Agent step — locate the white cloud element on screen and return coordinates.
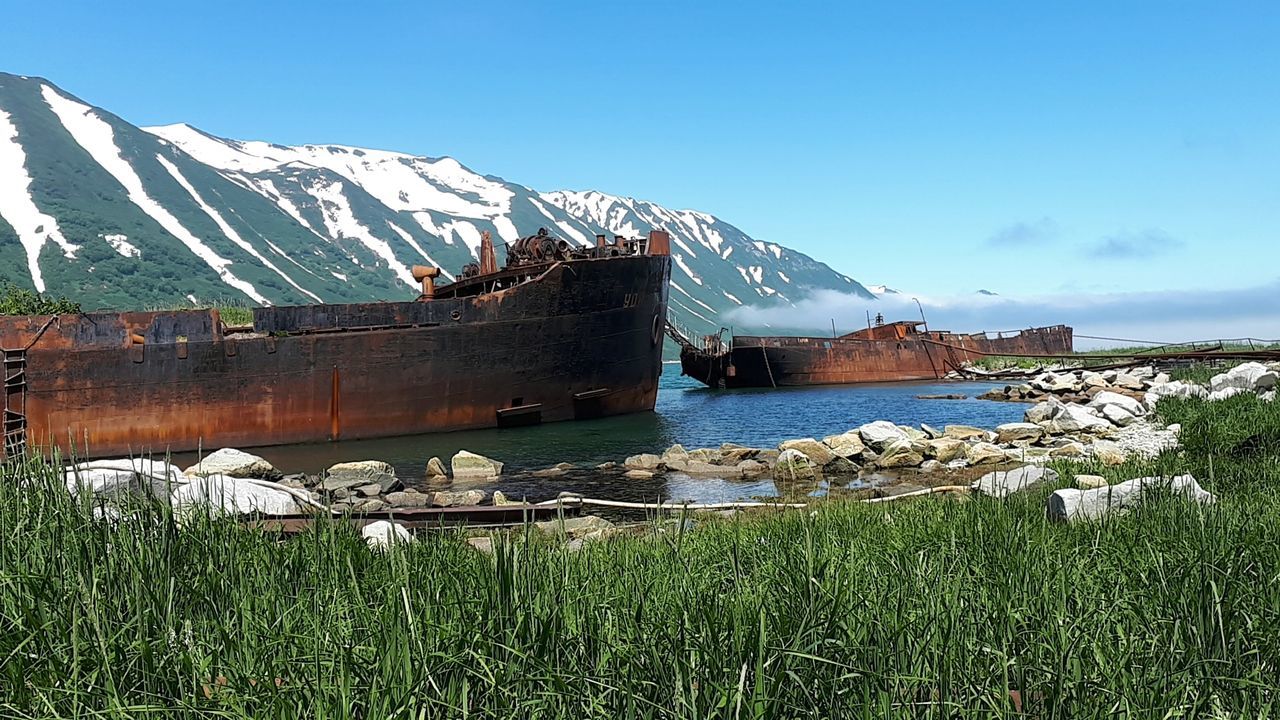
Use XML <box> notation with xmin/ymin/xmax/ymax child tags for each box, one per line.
<box><xmin>725</xmin><ymin>281</ymin><xmax>1280</xmax><ymax>349</ymax></box>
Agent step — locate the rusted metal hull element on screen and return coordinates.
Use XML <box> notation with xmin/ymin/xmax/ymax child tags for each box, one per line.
<box><xmin>680</xmin><ymin>325</ymin><xmax>1073</xmax><ymax>389</ymax></box>
<box><xmin>1</xmin><ymin>254</ymin><xmax>671</xmax><ymax>459</ymax></box>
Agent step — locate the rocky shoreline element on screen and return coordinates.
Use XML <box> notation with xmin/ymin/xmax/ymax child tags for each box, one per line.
<box><xmin>59</xmin><ymin>361</ymin><xmax>1278</xmax><ymax>544</ymax></box>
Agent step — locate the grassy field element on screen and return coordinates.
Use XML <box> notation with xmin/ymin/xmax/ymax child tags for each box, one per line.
<box><xmin>1</xmin><ymin>395</ymin><xmax>1278</xmax><ymax>718</ymax></box>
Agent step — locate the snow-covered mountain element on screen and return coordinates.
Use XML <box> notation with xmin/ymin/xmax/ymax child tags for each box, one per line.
<box><xmin>0</xmin><ymin>73</ymin><xmax>871</xmax><ymax>335</ymax></box>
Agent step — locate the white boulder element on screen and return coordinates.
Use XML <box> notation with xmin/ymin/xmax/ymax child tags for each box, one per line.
<box><xmin>1024</xmin><ymin>400</ymin><xmax>1061</xmax><ymax>424</ymax></box>
<box><xmin>1100</xmin><ymin>404</ymin><xmax>1138</xmax><ymax>427</ymax></box>
<box><xmin>362</xmin><ymin>520</ymin><xmax>413</xmax><ymax>549</ymax></box>
<box><xmin>171</xmin><ymin>475</ymin><xmax>321</xmax><ymax>516</ymax></box>
<box><xmin>1044</xmin><ymin>404</ymin><xmax>1112</xmax><ymax>434</ymax></box>
<box><xmin>1047</xmin><ymin>474</ymin><xmax>1213</xmax><ymax>523</ymax></box>
<box><xmin>1112</xmin><ymin>373</ymin><xmax>1145</xmax><ymax>390</ymax></box>
<box><xmin>183</xmin><ymin>448</ymin><xmax>278</xmax><ymax>478</ymax></box>
<box><xmin>972</xmin><ymin>465</ymin><xmax>1058</xmax><ymax>498</ymax></box>
<box><xmin>1210</xmin><ymin>362</ymin><xmax>1279</xmax><ymax>393</ymax></box>
<box><xmin>64</xmin><ymin>458</ymin><xmax>183</xmax><ymax>498</ymax></box>
<box><xmin>1088</xmin><ymin>391</ymin><xmax>1146</xmax><ymax>417</ymax></box>
<box><xmin>857</xmin><ymin>420</ymin><xmax>908</xmax><ymax>450</ymax></box>
<box><xmin>1208</xmin><ymin>386</ymin><xmax>1248</xmax><ymax>402</ymax></box>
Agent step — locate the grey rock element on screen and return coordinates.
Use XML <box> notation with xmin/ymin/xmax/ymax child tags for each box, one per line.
<box><xmin>1089</xmin><ymin>440</ymin><xmax>1127</xmax><ymax>466</ymax></box>
<box><xmin>821</xmin><ymin>432</ymin><xmax>865</xmax><ymax>459</ymax></box>
<box><xmin>1075</xmin><ymin>474</ymin><xmax>1108</xmax><ymax>490</ymax></box>
<box><xmin>684</xmin><ymin>460</ymin><xmax>741</xmax><ymax>477</ymax></box>
<box><xmin>535</xmin><ymin>514</ymin><xmax>615</xmax><ymax>539</ymax></box>
<box><xmin>321</xmin><ymin>460</ymin><xmax>399</xmax><ymax>493</ymax></box>
<box><xmin>778</xmin><ymin>438</ymin><xmax>836</xmax><ymax>466</ymax></box>
<box><xmin>924</xmin><ymin>437</ymin><xmax>968</xmax><ymax>463</ymax></box>
<box><xmin>1049</xmin><ymin>441</ymin><xmax>1087</xmax><ymax>458</ymax></box>
<box><xmin>385</xmin><ymin>490</ymin><xmax>432</xmax><ymax>507</ymax></box>
<box><xmin>966</xmin><ymin>442</ymin><xmax>1008</xmax><ymax>465</ymax></box>
<box><xmin>624</xmin><ymin>453</ymin><xmax>663</xmax><ymax>471</ymax></box>
<box><xmin>425</xmin><ymin>456</ymin><xmax>449</xmax><ymax>479</ymax></box>
<box><xmin>1100</xmin><ymin>404</ymin><xmax>1138</xmax><ymax>427</ymax></box>
<box><xmin>430</xmin><ymin>489</ymin><xmax>487</xmax><ymax>507</ymax></box>
<box><xmin>661</xmin><ymin>444</ymin><xmax>690</xmax><ymax>463</ymax></box>
<box><xmin>451</xmin><ymin>450</ymin><xmax>503</xmax><ymax>480</ymax></box>
<box><xmin>492</xmin><ymin>490</ymin><xmax>523</xmax><ymax>505</ymax></box>
<box><xmin>943</xmin><ymin>425</ymin><xmax>987</xmax><ymax>441</ymax></box>
<box><xmin>995</xmin><ymin>422</ymin><xmax>1044</xmax><ymax>444</ymax></box>
<box><xmin>876</xmin><ymin>439</ymin><xmax>923</xmax><ymax>468</ymax></box>
<box><xmin>773</xmin><ymin>448</ymin><xmax>816</xmax><ymax>481</ymax></box>
<box><xmin>1024</xmin><ymin>400</ymin><xmax>1061</xmax><ymax>424</ymax></box>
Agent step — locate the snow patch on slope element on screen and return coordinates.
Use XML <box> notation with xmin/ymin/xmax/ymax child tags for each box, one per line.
<box><xmin>303</xmin><ymin>178</ymin><xmax>417</xmax><ymax>289</ymax></box>
<box><xmin>386</xmin><ymin>221</ymin><xmax>454</xmax><ymax>281</ymax></box>
<box><xmin>0</xmin><ymin>107</ymin><xmax>79</xmax><ymax>291</ymax></box>
<box><xmin>41</xmin><ymin>87</ymin><xmax>265</xmax><ymax>302</ymax></box>
<box><xmin>145</xmin><ymin>124</ymin><xmax>521</xmax><ymax>235</ymax></box>
<box><xmin>101</xmin><ymin>233</ymin><xmax>139</xmax><ymax>258</ymax></box>
<box><xmin>157</xmin><ymin>155</ymin><xmax>321</xmax><ymax>302</ymax></box>
<box><xmin>672</xmin><ymin>253</ymin><xmax>703</xmax><ymax>286</ymax></box>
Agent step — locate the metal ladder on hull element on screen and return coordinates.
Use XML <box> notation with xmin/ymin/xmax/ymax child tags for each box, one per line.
<box><xmin>3</xmin><ymin>348</ymin><xmax>27</xmax><ymax>458</ymax></box>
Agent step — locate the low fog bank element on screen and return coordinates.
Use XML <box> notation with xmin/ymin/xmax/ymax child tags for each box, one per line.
<box><xmin>724</xmin><ymin>280</ymin><xmax>1280</xmax><ymax>350</ymax></box>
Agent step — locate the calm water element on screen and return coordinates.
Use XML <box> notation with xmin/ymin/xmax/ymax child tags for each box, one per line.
<box><xmin>173</xmin><ymin>367</ymin><xmax>1024</xmax><ymax>505</ymax></box>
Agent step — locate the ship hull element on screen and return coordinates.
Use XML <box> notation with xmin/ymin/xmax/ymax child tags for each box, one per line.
<box><xmin>680</xmin><ymin>325</ymin><xmax>1073</xmax><ymax>389</ymax></box>
<box><xmin>2</xmin><ymin>254</ymin><xmax>671</xmax><ymax>459</ymax></box>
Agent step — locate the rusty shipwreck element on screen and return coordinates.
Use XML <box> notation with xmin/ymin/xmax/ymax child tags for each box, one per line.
<box><xmin>0</xmin><ymin>229</ymin><xmax>672</xmax><ymax>459</ymax></box>
<box><xmin>675</xmin><ymin>316</ymin><xmax>1073</xmax><ymax>389</ymax></box>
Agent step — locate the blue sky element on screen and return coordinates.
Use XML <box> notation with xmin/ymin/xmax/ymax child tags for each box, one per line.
<box><xmin>2</xmin><ymin>0</ymin><xmax>1277</xmax><ymax>304</ymax></box>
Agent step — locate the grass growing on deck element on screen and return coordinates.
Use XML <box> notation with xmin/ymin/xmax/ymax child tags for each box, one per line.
<box><xmin>1</xmin><ymin>396</ymin><xmax>1278</xmax><ymax>718</ymax></box>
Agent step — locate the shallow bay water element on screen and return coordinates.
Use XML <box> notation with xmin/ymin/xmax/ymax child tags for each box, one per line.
<box><xmin>172</xmin><ymin>367</ymin><xmax>1026</xmax><ymax>504</ymax></box>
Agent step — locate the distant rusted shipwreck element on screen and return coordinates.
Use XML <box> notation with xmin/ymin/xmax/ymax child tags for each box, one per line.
<box><xmin>1</xmin><ymin>229</ymin><xmax>672</xmax><ymax>459</ymax></box>
<box><xmin>676</xmin><ymin>318</ymin><xmax>1073</xmax><ymax>389</ymax></box>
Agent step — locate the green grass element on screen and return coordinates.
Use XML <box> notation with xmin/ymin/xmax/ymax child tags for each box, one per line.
<box><xmin>216</xmin><ymin>305</ymin><xmax>253</xmax><ymax>326</ymax></box>
<box><xmin>0</xmin><ymin>282</ymin><xmax>81</xmax><ymax>315</ymax></box>
<box><xmin>1</xmin><ymin>395</ymin><xmax>1279</xmax><ymax>718</ymax></box>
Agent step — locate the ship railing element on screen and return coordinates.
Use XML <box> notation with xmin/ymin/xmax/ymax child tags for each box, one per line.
<box><xmin>665</xmin><ymin>319</ymin><xmax>726</xmax><ymax>354</ymax></box>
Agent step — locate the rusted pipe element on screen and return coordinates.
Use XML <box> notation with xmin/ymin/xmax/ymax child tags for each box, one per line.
<box><xmin>411</xmin><ymin>265</ymin><xmax>441</xmax><ymax>298</ymax></box>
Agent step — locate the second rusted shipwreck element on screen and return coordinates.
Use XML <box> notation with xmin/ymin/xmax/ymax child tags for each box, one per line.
<box><xmin>676</xmin><ymin>318</ymin><xmax>1073</xmax><ymax>389</ymax></box>
<box><xmin>1</xmin><ymin>229</ymin><xmax>672</xmax><ymax>459</ymax></box>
